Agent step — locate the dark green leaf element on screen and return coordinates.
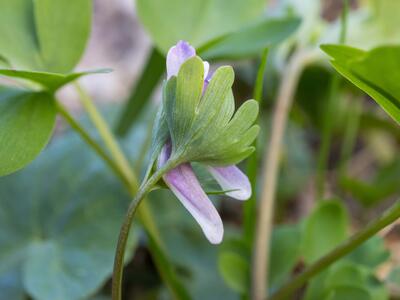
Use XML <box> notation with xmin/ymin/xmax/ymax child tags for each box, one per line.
<box><xmin>0</xmin><ymin>88</ymin><xmax>56</xmax><ymax>176</ymax></box>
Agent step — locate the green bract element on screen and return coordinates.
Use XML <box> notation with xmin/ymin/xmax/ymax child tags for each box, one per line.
<box><xmin>163</xmin><ymin>57</ymin><xmax>259</xmax><ymax>166</ymax></box>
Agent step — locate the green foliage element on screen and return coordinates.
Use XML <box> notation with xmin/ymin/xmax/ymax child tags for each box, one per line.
<box><xmin>301</xmin><ymin>200</ymin><xmax>348</xmax><ymax>264</ymax></box>
<box><xmin>0</xmin><ymin>88</ymin><xmax>56</xmax><ymax>176</ymax></box>
<box><xmin>322</xmin><ymin>45</ymin><xmax>400</xmax><ymax>124</ymax></box>
<box><xmin>163</xmin><ymin>57</ymin><xmax>259</xmax><ymax>166</ymax></box>
<box><xmin>0</xmin><ymin>0</ymin><xmax>91</xmax><ymax>72</ymax></box>
<box><xmin>269</xmin><ymin>224</ymin><xmax>302</xmax><ymax>290</ymax></box>
<box><xmin>218</xmin><ymin>251</ymin><xmax>249</xmax><ymax>294</ymax></box>
<box><xmin>346</xmin><ymin>236</ymin><xmax>390</xmax><ymax>268</ymax></box>
<box><xmin>340</xmin><ymin>159</ymin><xmax>400</xmax><ymax>206</ymax></box>
<box><xmin>199</xmin><ymin>17</ymin><xmax>301</xmax><ymax>60</ymax></box>
<box><xmin>137</xmin><ymin>0</ymin><xmax>266</xmax><ymax>53</ymax></box>
<box><xmin>305</xmin><ymin>261</ymin><xmax>388</xmax><ymax>300</ymax></box>
<box><xmin>149</xmin><ymin>189</ymin><xmax>235</xmax><ymax>300</ymax></box>
<box><xmin>0</xmin><ymin>69</ymin><xmax>110</xmax><ymax>92</ymax></box>
<box><xmin>0</xmin><ymin>131</ymin><xmax>138</xmax><ymax>300</ymax></box>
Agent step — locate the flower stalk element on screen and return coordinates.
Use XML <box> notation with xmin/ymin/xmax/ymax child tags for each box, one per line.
<box><xmin>111</xmin><ymin>157</ymin><xmax>181</xmax><ymax>300</ymax></box>
<box><xmin>57</xmin><ymin>87</ymin><xmax>191</xmax><ymax>299</ymax></box>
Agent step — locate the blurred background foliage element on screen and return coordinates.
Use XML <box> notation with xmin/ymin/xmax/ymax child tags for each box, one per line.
<box><xmin>0</xmin><ymin>0</ymin><xmax>400</xmax><ymax>299</ymax></box>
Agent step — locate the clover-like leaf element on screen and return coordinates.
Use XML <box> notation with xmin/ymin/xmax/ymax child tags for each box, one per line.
<box><xmin>0</xmin><ymin>131</ymin><xmax>137</xmax><ymax>300</ymax></box>
<box><xmin>321</xmin><ymin>45</ymin><xmax>400</xmax><ymax>124</ymax></box>
<box><xmin>0</xmin><ymin>0</ymin><xmax>91</xmax><ymax>73</ymax></box>
<box><xmin>0</xmin><ymin>87</ymin><xmax>56</xmax><ymax>176</ymax></box>
<box><xmin>164</xmin><ymin>57</ymin><xmax>259</xmax><ymax>166</ymax></box>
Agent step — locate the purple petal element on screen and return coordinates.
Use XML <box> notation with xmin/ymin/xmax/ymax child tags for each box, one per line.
<box><xmin>166</xmin><ymin>40</ymin><xmax>196</xmax><ymax>79</ymax></box>
<box><xmin>158</xmin><ymin>144</ymin><xmax>223</xmax><ymax>244</ymax></box>
<box><xmin>208</xmin><ymin>165</ymin><xmax>251</xmax><ymax>200</ymax></box>
<box><xmin>166</xmin><ymin>40</ymin><xmax>210</xmax><ymax>84</ymax></box>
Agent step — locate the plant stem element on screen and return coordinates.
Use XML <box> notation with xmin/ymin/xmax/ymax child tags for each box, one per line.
<box><xmin>55</xmin><ymin>102</ymin><xmax>131</xmax><ymax>189</ymax></box>
<box><xmin>74</xmin><ymin>83</ymin><xmax>136</xmax><ymax>191</ymax></box>
<box><xmin>244</xmin><ymin>48</ymin><xmax>269</xmax><ymax>244</ymax></box>
<box><xmin>252</xmin><ymin>50</ymin><xmax>310</xmax><ymax>300</ymax></box>
<box><xmin>61</xmin><ymin>87</ymin><xmax>191</xmax><ymax>299</ymax></box>
<box><xmin>112</xmin><ymin>158</ymin><xmax>180</xmax><ymax>300</ymax></box>
<box><xmin>269</xmin><ymin>200</ymin><xmax>400</xmax><ymax>300</ymax></box>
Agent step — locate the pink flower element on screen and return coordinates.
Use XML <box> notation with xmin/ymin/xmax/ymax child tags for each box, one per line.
<box><xmin>158</xmin><ymin>41</ymin><xmax>251</xmax><ymax>244</ymax></box>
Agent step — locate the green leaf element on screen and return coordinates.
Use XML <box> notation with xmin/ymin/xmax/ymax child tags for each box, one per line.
<box><xmin>324</xmin><ymin>286</ymin><xmax>371</xmax><ymax>300</ymax></box>
<box><xmin>0</xmin><ymin>88</ymin><xmax>56</xmax><ymax>176</ymax></box>
<box><xmin>321</xmin><ymin>45</ymin><xmax>400</xmax><ymax>124</ymax></box>
<box><xmin>0</xmin><ymin>0</ymin><xmax>43</xmax><ymax>70</ymax></box>
<box><xmin>0</xmin><ymin>131</ymin><xmax>137</xmax><ymax>300</ymax></box>
<box><xmin>218</xmin><ymin>252</ymin><xmax>249</xmax><ymax>293</ymax></box>
<box><xmin>346</xmin><ymin>236</ymin><xmax>390</xmax><ymax>268</ymax></box>
<box><xmin>137</xmin><ymin>0</ymin><xmax>266</xmax><ymax>54</ymax></box>
<box><xmin>33</xmin><ymin>0</ymin><xmax>91</xmax><ymax>73</ymax></box>
<box><xmin>301</xmin><ymin>200</ymin><xmax>348</xmax><ymax>264</ymax></box>
<box><xmin>269</xmin><ymin>224</ymin><xmax>302</xmax><ymax>290</ymax></box>
<box><xmin>0</xmin><ymin>68</ymin><xmax>111</xmax><ymax>92</ymax></box>
<box><xmin>200</xmin><ymin>17</ymin><xmax>301</xmax><ymax>60</ymax></box>
<box><xmin>0</xmin><ymin>0</ymin><xmax>91</xmax><ymax>72</ymax></box>
<box><xmin>305</xmin><ymin>261</ymin><xmax>388</xmax><ymax>300</ymax></box>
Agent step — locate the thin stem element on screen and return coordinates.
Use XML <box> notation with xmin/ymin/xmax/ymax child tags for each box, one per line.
<box><xmin>244</xmin><ymin>48</ymin><xmax>269</xmax><ymax>244</ymax></box>
<box><xmin>74</xmin><ymin>83</ymin><xmax>136</xmax><ymax>190</ymax></box>
<box><xmin>269</xmin><ymin>200</ymin><xmax>400</xmax><ymax>300</ymax></box>
<box><xmin>112</xmin><ymin>158</ymin><xmax>180</xmax><ymax>300</ymax></box>
<box><xmin>63</xmin><ymin>86</ymin><xmax>191</xmax><ymax>299</ymax></box>
<box><xmin>55</xmin><ymin>102</ymin><xmax>131</xmax><ymax>189</ymax></box>
<box><xmin>252</xmin><ymin>50</ymin><xmax>310</xmax><ymax>300</ymax></box>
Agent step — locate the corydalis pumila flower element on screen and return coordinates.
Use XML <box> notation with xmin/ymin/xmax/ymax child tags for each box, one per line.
<box><xmin>155</xmin><ymin>41</ymin><xmax>259</xmax><ymax>244</ymax></box>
